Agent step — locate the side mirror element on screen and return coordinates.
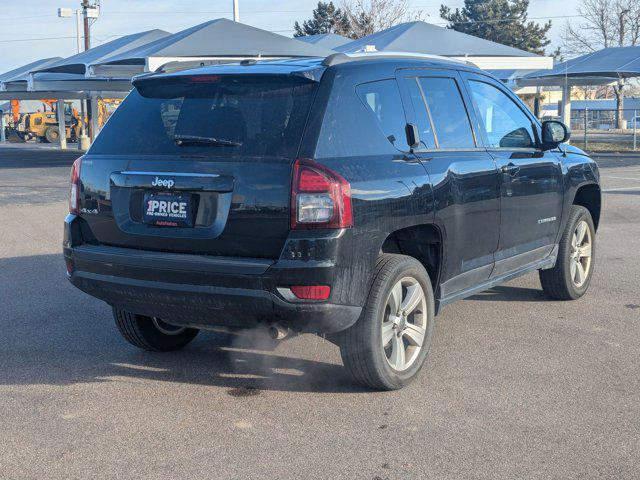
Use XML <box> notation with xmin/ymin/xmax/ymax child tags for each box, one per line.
<box><xmin>541</xmin><ymin>120</ymin><xmax>570</xmax><ymax>150</ymax></box>
<box><xmin>405</xmin><ymin>123</ymin><xmax>420</xmax><ymax>149</ymax></box>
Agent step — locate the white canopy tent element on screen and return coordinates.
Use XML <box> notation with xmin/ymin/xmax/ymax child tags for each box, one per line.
<box><xmin>28</xmin><ymin>29</ymin><xmax>170</xmax><ymax>95</ymax></box>
<box><xmin>0</xmin><ymin>57</ymin><xmax>62</xmax><ymax>93</ymax></box>
<box><xmin>515</xmin><ymin>47</ymin><xmax>640</xmax><ymax>125</ymax></box>
<box><xmin>336</xmin><ymin>22</ymin><xmax>554</xmax><ymax>71</ymax></box>
<box><xmin>89</xmin><ymin>18</ymin><xmax>335</xmax><ymax>78</ymax></box>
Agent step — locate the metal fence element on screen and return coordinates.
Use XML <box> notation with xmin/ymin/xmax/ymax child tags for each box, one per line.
<box><xmin>569</xmin><ymin>108</ymin><xmax>639</xmax><ymax>152</ymax></box>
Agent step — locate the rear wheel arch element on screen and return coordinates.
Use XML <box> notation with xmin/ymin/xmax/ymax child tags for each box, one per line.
<box><xmin>572</xmin><ymin>183</ymin><xmax>601</xmax><ymax>230</ymax></box>
<box><xmin>379</xmin><ymin>224</ymin><xmax>442</xmax><ymax>292</ymax></box>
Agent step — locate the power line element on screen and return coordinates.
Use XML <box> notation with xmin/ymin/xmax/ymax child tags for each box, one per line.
<box><xmin>87</xmin><ymin>0</ymin><xmax>558</xmax><ymax>16</ymax></box>
<box><xmin>0</xmin><ymin>14</ymin><xmax>57</xmax><ymax>21</ymax></box>
<box><xmin>0</xmin><ymin>0</ymin><xmax>584</xmax><ymax>45</ymax></box>
<box><xmin>0</xmin><ymin>0</ymin><xmax>564</xmax><ymax>21</ymax></box>
<box><xmin>0</xmin><ymin>33</ymin><xmax>124</xmax><ymax>45</ymax></box>
<box><xmin>0</xmin><ymin>13</ymin><xmax>583</xmax><ymax>43</ymax></box>
<box><xmin>0</xmin><ymin>35</ymin><xmax>80</xmax><ymax>44</ymax></box>
<box><xmin>0</xmin><ymin>0</ymin><xmax>574</xmax><ymax>27</ymax></box>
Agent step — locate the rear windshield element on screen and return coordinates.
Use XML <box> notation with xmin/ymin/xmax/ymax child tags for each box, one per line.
<box><xmin>89</xmin><ymin>76</ymin><xmax>317</xmax><ymax>157</ymax></box>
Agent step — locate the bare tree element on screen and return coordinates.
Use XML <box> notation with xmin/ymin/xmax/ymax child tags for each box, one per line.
<box><xmin>563</xmin><ymin>0</ymin><xmax>640</xmax><ymax>128</ymax></box>
<box><xmin>340</xmin><ymin>0</ymin><xmax>424</xmax><ymax>39</ymax></box>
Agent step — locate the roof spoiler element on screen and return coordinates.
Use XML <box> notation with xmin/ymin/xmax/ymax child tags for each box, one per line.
<box><xmin>322</xmin><ymin>51</ymin><xmax>472</xmax><ymax>67</ymax></box>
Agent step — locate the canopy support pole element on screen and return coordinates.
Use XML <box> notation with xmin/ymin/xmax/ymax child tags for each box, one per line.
<box><xmin>634</xmin><ymin>109</ymin><xmax>637</xmax><ymax>151</ymax></box>
<box><xmin>534</xmin><ymin>86</ymin><xmax>542</xmax><ymax>118</ymax></box>
<box><xmin>79</xmin><ymin>99</ymin><xmax>86</xmax><ymax>138</ymax></box>
<box><xmin>0</xmin><ymin>111</ymin><xmax>5</xmax><ymax>142</ymax></box>
<box><xmin>90</xmin><ymin>95</ymin><xmax>100</xmax><ymax>142</ymax></box>
<box><xmin>57</xmin><ymin>99</ymin><xmax>67</xmax><ymax>150</ymax></box>
<box><xmin>78</xmin><ymin>99</ymin><xmax>90</xmax><ymax>150</ymax></box>
<box><xmin>561</xmin><ymin>84</ymin><xmax>572</xmax><ymax>128</ymax></box>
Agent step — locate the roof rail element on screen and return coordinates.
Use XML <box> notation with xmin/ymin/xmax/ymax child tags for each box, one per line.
<box><xmin>322</xmin><ymin>51</ymin><xmax>473</xmax><ymax>67</ymax></box>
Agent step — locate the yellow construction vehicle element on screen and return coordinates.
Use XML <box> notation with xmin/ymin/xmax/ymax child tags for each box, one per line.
<box><xmin>7</xmin><ymin>98</ymin><xmax>119</xmax><ymax>143</ymax></box>
<box><xmin>11</xmin><ymin>100</ymin><xmax>82</xmax><ymax>143</ymax></box>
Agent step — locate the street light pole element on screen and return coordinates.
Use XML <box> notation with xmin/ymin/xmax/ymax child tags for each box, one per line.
<box><xmin>76</xmin><ymin>9</ymin><xmax>82</xmax><ymax>53</ymax></box>
<box><xmin>233</xmin><ymin>0</ymin><xmax>239</xmax><ymax>22</ymax></box>
<box><xmin>57</xmin><ymin>7</ymin><xmax>82</xmax><ymax>54</ymax></box>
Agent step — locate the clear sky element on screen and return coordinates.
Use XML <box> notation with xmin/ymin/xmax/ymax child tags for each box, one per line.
<box><xmin>0</xmin><ymin>0</ymin><xmax>581</xmax><ymax>72</ymax></box>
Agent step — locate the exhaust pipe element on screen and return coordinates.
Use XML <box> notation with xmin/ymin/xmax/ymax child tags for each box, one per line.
<box><xmin>268</xmin><ymin>324</ymin><xmax>289</xmax><ymax>340</ymax></box>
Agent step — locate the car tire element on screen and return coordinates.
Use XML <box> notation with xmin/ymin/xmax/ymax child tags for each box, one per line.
<box><xmin>113</xmin><ymin>308</ymin><xmax>199</xmax><ymax>352</ymax></box>
<box><xmin>339</xmin><ymin>254</ymin><xmax>435</xmax><ymax>391</ymax></box>
<box><xmin>44</xmin><ymin>126</ymin><xmax>60</xmax><ymax>144</ymax></box>
<box><xmin>540</xmin><ymin>205</ymin><xmax>595</xmax><ymax>300</ymax></box>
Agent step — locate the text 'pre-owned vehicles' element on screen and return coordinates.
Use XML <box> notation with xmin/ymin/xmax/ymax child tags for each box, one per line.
<box><xmin>64</xmin><ymin>53</ymin><xmax>601</xmax><ymax>390</ymax></box>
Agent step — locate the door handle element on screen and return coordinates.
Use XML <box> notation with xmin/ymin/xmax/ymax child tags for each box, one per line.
<box><xmin>500</xmin><ymin>163</ymin><xmax>520</xmax><ymax>176</ymax></box>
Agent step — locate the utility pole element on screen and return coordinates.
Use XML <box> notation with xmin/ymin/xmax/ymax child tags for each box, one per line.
<box><xmin>233</xmin><ymin>0</ymin><xmax>240</xmax><ymax>22</ymax></box>
<box><xmin>82</xmin><ymin>0</ymin><xmax>91</xmax><ymax>50</ymax></box>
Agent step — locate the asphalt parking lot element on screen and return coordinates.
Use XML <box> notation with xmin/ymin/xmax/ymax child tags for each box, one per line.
<box><xmin>1</xmin><ymin>144</ymin><xmax>639</xmax><ymax>479</ymax></box>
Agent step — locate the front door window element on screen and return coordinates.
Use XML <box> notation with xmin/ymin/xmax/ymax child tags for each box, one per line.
<box><xmin>468</xmin><ymin>80</ymin><xmax>536</xmax><ymax>149</ymax></box>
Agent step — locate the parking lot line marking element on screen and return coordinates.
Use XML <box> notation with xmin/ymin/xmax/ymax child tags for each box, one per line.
<box><xmin>602</xmin><ymin>176</ymin><xmax>640</xmax><ymax>181</ymax></box>
<box><xmin>602</xmin><ymin>186</ymin><xmax>640</xmax><ymax>192</ymax></box>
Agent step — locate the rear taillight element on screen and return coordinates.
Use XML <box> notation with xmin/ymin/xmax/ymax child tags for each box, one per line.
<box><xmin>291</xmin><ymin>159</ymin><xmax>353</xmax><ymax>229</ymax></box>
<box><xmin>69</xmin><ymin>156</ymin><xmax>83</xmax><ymax>214</ymax></box>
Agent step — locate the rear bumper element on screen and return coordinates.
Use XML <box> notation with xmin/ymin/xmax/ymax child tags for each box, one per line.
<box><xmin>64</xmin><ymin>217</ymin><xmax>361</xmax><ymax>334</ymax></box>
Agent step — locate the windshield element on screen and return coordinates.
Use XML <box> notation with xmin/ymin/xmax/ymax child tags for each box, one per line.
<box><xmin>89</xmin><ymin>76</ymin><xmax>317</xmax><ymax>158</ymax></box>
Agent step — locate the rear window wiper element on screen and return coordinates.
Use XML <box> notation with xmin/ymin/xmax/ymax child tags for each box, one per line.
<box><xmin>174</xmin><ymin>135</ymin><xmax>242</xmax><ymax>147</ymax></box>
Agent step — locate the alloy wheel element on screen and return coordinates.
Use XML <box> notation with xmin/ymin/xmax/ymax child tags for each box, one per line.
<box><xmin>381</xmin><ymin>277</ymin><xmax>428</xmax><ymax>371</ymax></box>
<box><xmin>570</xmin><ymin>220</ymin><xmax>592</xmax><ymax>287</ymax></box>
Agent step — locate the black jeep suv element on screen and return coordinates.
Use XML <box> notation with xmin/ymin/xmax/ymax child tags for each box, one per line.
<box><xmin>64</xmin><ymin>53</ymin><xmax>601</xmax><ymax>390</ymax></box>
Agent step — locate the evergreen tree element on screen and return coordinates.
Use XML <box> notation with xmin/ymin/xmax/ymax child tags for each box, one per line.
<box><xmin>294</xmin><ymin>2</ymin><xmax>351</xmax><ymax>37</ymax></box>
<box><xmin>440</xmin><ymin>0</ymin><xmax>551</xmax><ymax>55</ymax></box>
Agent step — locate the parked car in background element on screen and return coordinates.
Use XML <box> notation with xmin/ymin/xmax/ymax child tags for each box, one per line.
<box><xmin>63</xmin><ymin>53</ymin><xmax>601</xmax><ymax>390</ymax></box>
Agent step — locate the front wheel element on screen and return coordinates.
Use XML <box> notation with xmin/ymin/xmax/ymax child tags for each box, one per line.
<box><xmin>44</xmin><ymin>126</ymin><xmax>60</xmax><ymax>144</ymax></box>
<box><xmin>113</xmin><ymin>308</ymin><xmax>199</xmax><ymax>352</ymax></box>
<box><xmin>540</xmin><ymin>205</ymin><xmax>595</xmax><ymax>300</ymax></box>
<box><xmin>339</xmin><ymin>254</ymin><xmax>435</xmax><ymax>391</ymax></box>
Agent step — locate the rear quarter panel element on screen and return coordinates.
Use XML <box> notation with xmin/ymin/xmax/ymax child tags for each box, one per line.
<box><xmin>298</xmin><ymin>64</ymin><xmax>435</xmax><ymax>307</ymax></box>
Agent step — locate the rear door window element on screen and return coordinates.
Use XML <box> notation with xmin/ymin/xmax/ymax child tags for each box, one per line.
<box><xmin>356</xmin><ymin>79</ymin><xmax>409</xmax><ymax>151</ymax></box>
<box><xmin>414</xmin><ymin>77</ymin><xmax>476</xmax><ymax>149</ymax></box>
<box><xmin>89</xmin><ymin>76</ymin><xmax>317</xmax><ymax>157</ymax></box>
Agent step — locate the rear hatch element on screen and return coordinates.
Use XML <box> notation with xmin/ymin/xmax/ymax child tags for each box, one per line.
<box><xmin>78</xmin><ymin>72</ymin><xmax>319</xmax><ymax>259</ymax></box>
